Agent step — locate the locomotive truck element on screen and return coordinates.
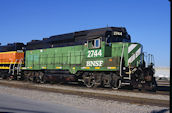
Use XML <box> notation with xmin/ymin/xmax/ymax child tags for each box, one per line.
<box><xmin>0</xmin><ymin>27</ymin><xmax>157</xmax><ymax>90</ymax></box>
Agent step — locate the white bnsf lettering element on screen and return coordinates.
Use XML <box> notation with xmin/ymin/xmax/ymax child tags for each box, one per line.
<box><xmin>86</xmin><ymin>61</ymin><xmax>103</xmax><ymax>67</ymax></box>
<box><xmin>113</xmin><ymin>31</ymin><xmax>122</xmax><ymax>36</ymax></box>
<box><xmin>88</xmin><ymin>50</ymin><xmax>102</xmax><ymax>57</ymax></box>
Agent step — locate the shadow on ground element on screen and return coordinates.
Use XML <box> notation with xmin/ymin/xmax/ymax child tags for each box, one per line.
<box><xmin>0</xmin><ymin>106</ymin><xmax>49</xmax><ymax>113</ymax></box>
<box><xmin>157</xmin><ymin>86</ymin><xmax>170</xmax><ymax>92</ymax></box>
<box><xmin>151</xmin><ymin>109</ymin><xmax>169</xmax><ymax>113</ymax></box>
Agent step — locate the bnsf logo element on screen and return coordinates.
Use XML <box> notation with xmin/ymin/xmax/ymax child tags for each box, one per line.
<box><xmin>86</xmin><ymin>61</ymin><xmax>103</xmax><ymax>67</ymax></box>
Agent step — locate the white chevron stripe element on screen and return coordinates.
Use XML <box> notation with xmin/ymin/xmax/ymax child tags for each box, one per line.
<box><xmin>128</xmin><ymin>44</ymin><xmax>137</xmax><ymax>53</ymax></box>
<box><xmin>128</xmin><ymin>48</ymin><xmax>141</xmax><ymax>64</ymax></box>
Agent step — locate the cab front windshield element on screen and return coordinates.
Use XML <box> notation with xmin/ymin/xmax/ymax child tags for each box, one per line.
<box><xmin>106</xmin><ymin>31</ymin><xmax>131</xmax><ymax>44</ymax></box>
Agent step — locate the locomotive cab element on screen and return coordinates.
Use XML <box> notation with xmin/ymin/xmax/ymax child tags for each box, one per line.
<box><xmin>105</xmin><ymin>30</ymin><xmax>131</xmax><ymax>44</ymax></box>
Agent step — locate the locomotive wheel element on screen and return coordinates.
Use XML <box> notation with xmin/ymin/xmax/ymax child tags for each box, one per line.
<box><xmin>35</xmin><ymin>72</ymin><xmax>40</xmax><ymax>83</ymax></box>
<box><xmin>34</xmin><ymin>71</ymin><xmax>44</xmax><ymax>83</ymax></box>
<box><xmin>40</xmin><ymin>74</ymin><xmax>47</xmax><ymax>84</ymax></box>
<box><xmin>0</xmin><ymin>71</ymin><xmax>9</xmax><ymax>79</ymax></box>
<box><xmin>83</xmin><ymin>73</ymin><xmax>95</xmax><ymax>88</ymax></box>
<box><xmin>102</xmin><ymin>74</ymin><xmax>111</xmax><ymax>87</ymax></box>
<box><xmin>29</xmin><ymin>72</ymin><xmax>35</xmax><ymax>82</ymax></box>
<box><xmin>84</xmin><ymin>76</ymin><xmax>95</xmax><ymax>88</ymax></box>
<box><xmin>111</xmin><ymin>74</ymin><xmax>121</xmax><ymax>90</ymax></box>
<box><xmin>112</xmin><ymin>78</ymin><xmax>121</xmax><ymax>90</ymax></box>
<box><xmin>92</xmin><ymin>72</ymin><xmax>102</xmax><ymax>88</ymax></box>
<box><xmin>23</xmin><ymin>71</ymin><xmax>31</xmax><ymax>81</ymax></box>
<box><xmin>7</xmin><ymin>75</ymin><xmax>14</xmax><ymax>81</ymax></box>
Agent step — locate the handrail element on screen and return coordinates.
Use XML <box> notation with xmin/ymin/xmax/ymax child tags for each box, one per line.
<box><xmin>12</xmin><ymin>59</ymin><xmax>18</xmax><ymax>75</ymax></box>
<box><xmin>120</xmin><ymin>44</ymin><xmax>125</xmax><ymax>77</ymax></box>
<box><xmin>8</xmin><ymin>61</ymin><xmax>13</xmax><ymax>74</ymax></box>
<box><xmin>17</xmin><ymin>58</ymin><xmax>23</xmax><ymax>75</ymax></box>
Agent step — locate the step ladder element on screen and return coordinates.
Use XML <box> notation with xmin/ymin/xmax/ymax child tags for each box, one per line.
<box><xmin>8</xmin><ymin>59</ymin><xmax>23</xmax><ymax>75</ymax></box>
<box><xmin>17</xmin><ymin>58</ymin><xmax>23</xmax><ymax>75</ymax></box>
<box><xmin>119</xmin><ymin>44</ymin><xmax>131</xmax><ymax>86</ymax></box>
<box><xmin>12</xmin><ymin>59</ymin><xmax>18</xmax><ymax>75</ymax></box>
<box><xmin>8</xmin><ymin>61</ymin><xmax>13</xmax><ymax>74</ymax></box>
<box><xmin>123</xmin><ymin>64</ymin><xmax>131</xmax><ymax>80</ymax></box>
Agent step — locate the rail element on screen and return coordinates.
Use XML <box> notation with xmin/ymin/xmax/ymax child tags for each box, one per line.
<box><xmin>0</xmin><ymin>80</ymin><xmax>169</xmax><ymax>107</ymax></box>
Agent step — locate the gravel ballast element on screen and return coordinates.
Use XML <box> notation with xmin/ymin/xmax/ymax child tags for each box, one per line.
<box><xmin>0</xmin><ymin>85</ymin><xmax>169</xmax><ymax>113</ymax></box>
<box><xmin>0</xmin><ymin>80</ymin><xmax>169</xmax><ymax>101</ymax></box>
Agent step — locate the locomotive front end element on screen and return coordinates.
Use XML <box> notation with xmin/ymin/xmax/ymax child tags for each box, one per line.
<box><xmin>126</xmin><ymin>43</ymin><xmax>157</xmax><ymax>91</ymax></box>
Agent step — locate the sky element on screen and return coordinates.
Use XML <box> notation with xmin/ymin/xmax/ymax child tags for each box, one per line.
<box><xmin>0</xmin><ymin>0</ymin><xmax>170</xmax><ymax>67</ymax></box>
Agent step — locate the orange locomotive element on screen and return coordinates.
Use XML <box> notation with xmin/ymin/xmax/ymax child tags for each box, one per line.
<box><xmin>0</xmin><ymin>51</ymin><xmax>24</xmax><ymax>65</ymax></box>
<box><xmin>0</xmin><ymin>51</ymin><xmax>24</xmax><ymax>79</ymax></box>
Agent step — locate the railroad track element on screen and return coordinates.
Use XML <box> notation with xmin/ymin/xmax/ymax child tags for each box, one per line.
<box><xmin>59</xmin><ymin>82</ymin><xmax>170</xmax><ymax>95</ymax></box>
<box><xmin>0</xmin><ymin>78</ymin><xmax>169</xmax><ymax>95</ymax></box>
<box><xmin>0</xmin><ymin>80</ymin><xmax>169</xmax><ymax>107</ymax></box>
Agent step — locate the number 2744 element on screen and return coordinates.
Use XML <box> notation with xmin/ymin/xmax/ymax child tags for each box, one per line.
<box><xmin>87</xmin><ymin>50</ymin><xmax>102</xmax><ymax>57</ymax></box>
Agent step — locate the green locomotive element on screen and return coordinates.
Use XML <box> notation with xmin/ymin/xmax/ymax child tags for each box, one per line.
<box><xmin>21</xmin><ymin>27</ymin><xmax>156</xmax><ymax>90</ymax></box>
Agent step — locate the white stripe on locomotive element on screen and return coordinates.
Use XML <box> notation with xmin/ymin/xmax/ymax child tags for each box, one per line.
<box><xmin>128</xmin><ymin>44</ymin><xmax>137</xmax><ymax>53</ymax></box>
<box><xmin>128</xmin><ymin>47</ymin><xmax>141</xmax><ymax>64</ymax></box>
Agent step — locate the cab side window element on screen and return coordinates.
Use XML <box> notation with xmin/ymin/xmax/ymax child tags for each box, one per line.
<box><xmin>88</xmin><ymin>40</ymin><xmax>94</xmax><ymax>49</ymax></box>
<box><xmin>88</xmin><ymin>38</ymin><xmax>101</xmax><ymax>49</ymax></box>
<box><xmin>94</xmin><ymin>39</ymin><xmax>100</xmax><ymax>48</ymax></box>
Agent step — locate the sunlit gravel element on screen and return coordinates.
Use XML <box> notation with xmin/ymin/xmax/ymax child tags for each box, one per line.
<box><xmin>0</xmin><ymin>86</ymin><xmax>169</xmax><ymax>113</ymax></box>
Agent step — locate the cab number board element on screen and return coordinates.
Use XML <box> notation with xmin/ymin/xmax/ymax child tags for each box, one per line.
<box><xmin>87</xmin><ymin>50</ymin><xmax>102</xmax><ymax>58</ymax></box>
